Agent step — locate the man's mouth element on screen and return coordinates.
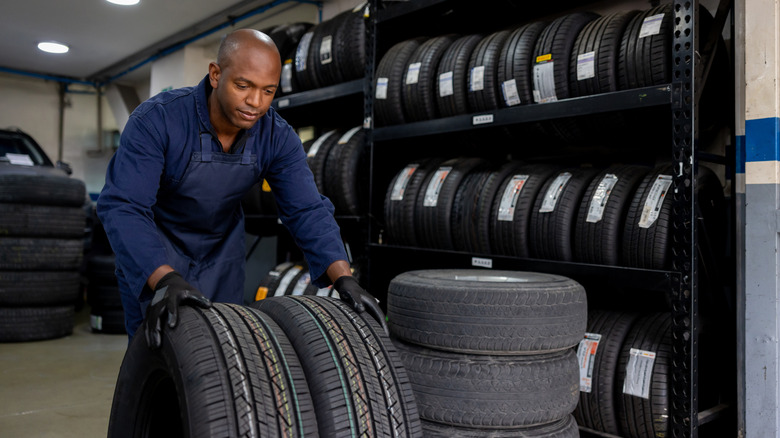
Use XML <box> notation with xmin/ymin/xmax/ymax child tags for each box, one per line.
<box><xmin>238</xmin><ymin>110</ymin><xmax>259</xmax><ymax>121</ymax></box>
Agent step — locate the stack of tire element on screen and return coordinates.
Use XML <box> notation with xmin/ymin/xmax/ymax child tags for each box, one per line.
<box><xmin>292</xmin><ymin>7</ymin><xmax>367</xmax><ymax>93</ymax></box>
<box><xmin>109</xmin><ymin>297</ymin><xmax>421</xmax><ymax>437</ymax></box>
<box><xmin>254</xmin><ymin>262</ymin><xmax>337</xmax><ymax>300</ymax></box>
<box><xmin>305</xmin><ymin>126</ymin><xmax>369</xmax><ymax>215</ymax></box>
<box><xmin>384</xmin><ymin>158</ymin><xmax>724</xmax><ymax>270</ymax></box>
<box><xmin>85</xmin><ymin>254</ymin><xmax>125</xmax><ymax>334</ymax></box>
<box><xmin>0</xmin><ymin>166</ymin><xmax>86</xmax><ymax>342</ymax></box>
<box><xmin>573</xmin><ymin>310</ymin><xmax>680</xmax><ymax>437</ymax></box>
<box><xmin>388</xmin><ymin>269</ymin><xmax>587</xmax><ymax>437</ymax></box>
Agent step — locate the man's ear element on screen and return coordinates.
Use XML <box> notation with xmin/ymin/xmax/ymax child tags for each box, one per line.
<box><xmin>208</xmin><ymin>62</ymin><xmax>221</xmax><ymax>89</ymax></box>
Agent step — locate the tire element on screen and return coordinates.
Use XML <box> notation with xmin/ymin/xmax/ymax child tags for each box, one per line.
<box><xmin>451</xmin><ymin>161</ymin><xmax>495</xmax><ymax>253</ymax></box>
<box><xmin>467</xmin><ymin>30</ymin><xmax>512</xmax><ymax>112</ymax></box>
<box><xmin>529</xmin><ymin>167</ymin><xmax>600</xmax><ymax>261</ymax></box>
<box><xmin>474</xmin><ymin>161</ymin><xmax>525</xmax><ymax>254</ymax></box>
<box><xmin>333</xmin><ymin>10</ymin><xmax>366</xmax><ymax>82</ymax></box>
<box><xmin>108</xmin><ymin>303</ymin><xmax>318</xmax><ymax>438</ymax></box>
<box><xmin>490</xmin><ymin>164</ymin><xmax>560</xmax><ymax>258</ymax></box>
<box><xmin>415</xmin><ymin>157</ymin><xmax>488</xmax><ymax>250</ymax></box>
<box><xmin>396</xmin><ymin>340</ymin><xmax>579</xmax><ymax>428</ymax></box>
<box><xmin>375</xmin><ymin>38</ymin><xmax>426</xmax><ymax>126</ymax></box>
<box><xmin>573</xmin><ymin>310</ymin><xmax>639</xmax><ymax>435</ymax></box>
<box><xmin>269</xmin><ymin>22</ymin><xmax>314</xmax><ymax>63</ymax></box>
<box><xmin>402</xmin><ymin>35</ymin><xmax>458</xmax><ymax>122</ymax></box>
<box><xmin>0</xmin><ymin>166</ymin><xmax>86</xmax><ymax>207</ymax></box>
<box><xmin>573</xmin><ymin>165</ymin><xmax>649</xmax><ymax>265</ymax></box>
<box><xmin>0</xmin><ymin>237</ymin><xmax>83</xmax><ymax>270</ymax></box>
<box><xmin>86</xmin><ymin>253</ymin><xmax>118</xmax><ymax>285</ymax></box>
<box><xmin>252</xmin><ymin>296</ymin><xmax>422</xmax><ymax>438</ymax></box>
<box><xmin>0</xmin><ymin>204</ymin><xmax>85</xmax><ymax>238</ymax></box>
<box><xmin>497</xmin><ymin>22</ymin><xmax>547</xmax><ymax>107</ymax></box>
<box><xmin>90</xmin><ymin>307</ymin><xmax>127</xmax><ymax>334</ymax></box>
<box><xmin>255</xmin><ymin>262</ymin><xmax>297</xmax><ymax>299</ymax></box>
<box><xmin>294</xmin><ymin>28</ymin><xmax>318</xmax><ymax>91</ymax></box>
<box><xmin>616</xmin><ymin>312</ymin><xmax>673</xmax><ymax>438</ymax></box>
<box><xmin>387</xmin><ymin>269</ymin><xmax>587</xmax><ymax>354</ymax></box>
<box><xmin>309</xmin><ymin>13</ymin><xmax>346</xmax><ymax>87</ymax></box>
<box><xmin>421</xmin><ymin>415</ymin><xmax>580</xmax><ymax>438</ymax></box>
<box><xmin>323</xmin><ymin>127</ymin><xmax>368</xmax><ymax>215</ymax></box>
<box><xmin>436</xmin><ymin>34</ymin><xmax>484</xmax><ymax>117</ymax></box>
<box><xmin>618</xmin><ymin>4</ymin><xmax>673</xmax><ymax>90</ymax></box>
<box><xmin>0</xmin><ymin>271</ymin><xmax>81</xmax><ymax>305</ymax></box>
<box><xmin>306</xmin><ymin>129</ymin><xmax>341</xmax><ymax>196</ymax></box>
<box><xmin>0</xmin><ymin>306</ymin><xmax>74</xmax><ymax>342</ymax></box>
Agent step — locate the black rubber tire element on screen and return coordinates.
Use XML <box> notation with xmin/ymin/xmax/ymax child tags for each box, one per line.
<box><xmin>108</xmin><ymin>303</ymin><xmax>318</xmax><ymax>438</ymax></box>
<box><xmin>396</xmin><ymin>340</ymin><xmax>579</xmax><ymax>428</ymax></box>
<box><xmin>573</xmin><ymin>165</ymin><xmax>650</xmax><ymax>265</ymax></box>
<box><xmin>450</xmin><ymin>161</ymin><xmax>495</xmax><ymax>253</ymax></box>
<box><xmin>294</xmin><ymin>28</ymin><xmax>318</xmax><ymax>91</ymax></box>
<box><xmin>497</xmin><ymin>22</ymin><xmax>547</xmax><ymax>107</ymax></box>
<box><xmin>256</xmin><ymin>262</ymin><xmax>298</xmax><ymax>299</ymax></box>
<box><xmin>415</xmin><ymin>157</ymin><xmax>488</xmax><ymax>250</ymax></box>
<box><xmin>475</xmin><ymin>161</ymin><xmax>525</xmax><ymax>254</ymax></box>
<box><xmin>569</xmin><ymin>11</ymin><xmax>638</xmax><ymax>97</ymax></box>
<box><xmin>375</xmin><ymin>38</ymin><xmax>426</xmax><ymax>126</ymax></box>
<box><xmin>323</xmin><ymin>127</ymin><xmax>368</xmax><ymax>215</ymax></box>
<box><xmin>0</xmin><ymin>166</ymin><xmax>86</xmax><ymax>207</ymax></box>
<box><xmin>0</xmin><ymin>237</ymin><xmax>83</xmax><ymax>270</ymax></box>
<box><xmin>252</xmin><ymin>296</ymin><xmax>422</xmax><ymax>438</ymax></box>
<box><xmin>308</xmin><ymin>14</ymin><xmax>344</xmax><ymax>87</ymax></box>
<box><xmin>0</xmin><ymin>271</ymin><xmax>81</xmax><ymax>305</ymax></box>
<box><xmin>306</xmin><ymin>129</ymin><xmax>341</xmax><ymax>196</ymax></box>
<box><xmin>436</xmin><ymin>34</ymin><xmax>484</xmax><ymax>117</ymax></box>
<box><xmin>529</xmin><ymin>167</ymin><xmax>600</xmax><ymax>261</ymax></box>
<box><xmin>271</xmin><ymin>264</ymin><xmax>307</xmax><ymax>298</ymax></box>
<box><xmin>90</xmin><ymin>307</ymin><xmax>127</xmax><ymax>334</ymax></box>
<box><xmin>421</xmin><ymin>415</ymin><xmax>580</xmax><ymax>438</ymax></box>
<box><xmin>86</xmin><ymin>253</ymin><xmax>118</xmax><ymax>285</ymax></box>
<box><xmin>0</xmin><ymin>204</ymin><xmax>85</xmax><ymax>238</ymax></box>
<box><xmin>615</xmin><ymin>312</ymin><xmax>673</xmax><ymax>438</ymax></box>
<box><xmin>269</xmin><ymin>22</ymin><xmax>314</xmax><ymax>64</ymax></box>
<box><xmin>618</xmin><ymin>4</ymin><xmax>674</xmax><ymax>90</ymax></box>
<box><xmin>402</xmin><ymin>35</ymin><xmax>458</xmax><ymax>122</ymax></box>
<box><xmin>0</xmin><ymin>306</ymin><xmax>74</xmax><ymax>342</ymax></box>
<box><xmin>573</xmin><ymin>310</ymin><xmax>639</xmax><ymax>435</ymax></box>
<box><xmin>384</xmin><ymin>157</ymin><xmax>448</xmax><ymax>247</ymax></box>
<box><xmin>467</xmin><ymin>30</ymin><xmax>512</xmax><ymax>112</ymax></box>
<box><xmin>333</xmin><ymin>10</ymin><xmax>367</xmax><ymax>83</ymax></box>
<box><xmin>387</xmin><ymin>269</ymin><xmax>587</xmax><ymax>354</ymax></box>
<box><xmin>489</xmin><ymin>164</ymin><xmax>560</xmax><ymax>258</ymax></box>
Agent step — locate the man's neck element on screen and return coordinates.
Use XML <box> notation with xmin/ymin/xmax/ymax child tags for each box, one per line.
<box><xmin>207</xmin><ymin>95</ymin><xmax>239</xmax><ymax>152</ymax></box>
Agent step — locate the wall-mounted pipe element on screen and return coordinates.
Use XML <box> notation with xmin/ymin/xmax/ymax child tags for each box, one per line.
<box><xmin>0</xmin><ymin>66</ymin><xmax>97</xmax><ymax>87</ymax></box>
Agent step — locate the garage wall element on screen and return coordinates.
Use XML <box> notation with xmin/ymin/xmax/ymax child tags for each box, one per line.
<box><xmin>0</xmin><ymin>71</ymin><xmax>117</xmax><ymax>197</ymax></box>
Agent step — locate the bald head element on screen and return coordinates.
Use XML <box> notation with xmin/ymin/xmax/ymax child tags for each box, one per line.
<box><xmin>216</xmin><ymin>29</ymin><xmax>280</xmax><ymax>71</ymax></box>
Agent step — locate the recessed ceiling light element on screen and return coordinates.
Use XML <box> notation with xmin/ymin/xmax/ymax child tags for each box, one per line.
<box><xmin>106</xmin><ymin>0</ymin><xmax>140</xmax><ymax>5</ymax></box>
<box><xmin>37</xmin><ymin>42</ymin><xmax>69</xmax><ymax>54</ymax></box>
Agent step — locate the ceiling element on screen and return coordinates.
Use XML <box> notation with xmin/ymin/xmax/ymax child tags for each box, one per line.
<box><xmin>0</xmin><ymin>0</ymin><xmax>319</xmax><ymax>85</ymax></box>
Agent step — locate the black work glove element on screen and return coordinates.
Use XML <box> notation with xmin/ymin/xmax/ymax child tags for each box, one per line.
<box><xmin>334</xmin><ymin>276</ymin><xmax>389</xmax><ymax>336</ymax></box>
<box><xmin>145</xmin><ymin>271</ymin><xmax>211</xmax><ymax>349</ymax></box>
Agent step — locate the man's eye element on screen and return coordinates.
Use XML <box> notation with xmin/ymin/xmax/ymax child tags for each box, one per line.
<box><xmin>236</xmin><ymin>84</ymin><xmax>248</xmax><ymax>89</ymax></box>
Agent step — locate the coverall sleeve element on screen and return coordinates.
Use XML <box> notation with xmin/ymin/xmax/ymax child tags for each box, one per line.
<box><xmin>264</xmin><ymin>124</ymin><xmax>348</xmax><ymax>288</ymax></box>
<box><xmin>96</xmin><ymin>114</ymin><xmax>170</xmax><ymax>300</ymax></box>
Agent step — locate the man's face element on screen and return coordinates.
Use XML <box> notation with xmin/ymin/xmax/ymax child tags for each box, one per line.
<box><xmin>209</xmin><ymin>47</ymin><xmax>281</xmax><ymax>131</ymax></box>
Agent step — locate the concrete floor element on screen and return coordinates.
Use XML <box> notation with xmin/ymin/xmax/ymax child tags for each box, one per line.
<box><xmin>0</xmin><ymin>307</ymin><xmax>127</xmax><ymax>438</ymax></box>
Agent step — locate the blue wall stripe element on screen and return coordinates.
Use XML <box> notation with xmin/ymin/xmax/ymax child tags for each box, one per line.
<box><xmin>736</xmin><ymin>135</ymin><xmax>745</xmax><ymax>173</ymax></box>
<box><xmin>745</xmin><ymin>117</ymin><xmax>780</xmax><ymax>162</ymax></box>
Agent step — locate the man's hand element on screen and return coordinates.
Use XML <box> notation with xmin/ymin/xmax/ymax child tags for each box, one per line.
<box><xmin>145</xmin><ymin>271</ymin><xmax>211</xmax><ymax>349</ymax></box>
<box><xmin>333</xmin><ymin>276</ymin><xmax>389</xmax><ymax>335</ymax></box>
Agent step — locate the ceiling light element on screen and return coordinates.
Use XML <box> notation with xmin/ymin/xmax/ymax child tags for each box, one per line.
<box><xmin>106</xmin><ymin>0</ymin><xmax>140</xmax><ymax>5</ymax></box>
<box><xmin>37</xmin><ymin>42</ymin><xmax>69</xmax><ymax>54</ymax></box>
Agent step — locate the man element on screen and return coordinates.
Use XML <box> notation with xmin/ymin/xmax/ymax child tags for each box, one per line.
<box><xmin>97</xmin><ymin>29</ymin><xmax>384</xmax><ymax>346</ymax></box>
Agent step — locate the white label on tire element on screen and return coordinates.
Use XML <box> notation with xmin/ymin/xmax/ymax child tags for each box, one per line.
<box><xmin>375</xmin><ymin>77</ymin><xmax>389</xmax><ymax>99</ymax></box>
<box><xmin>577</xmin><ymin>333</ymin><xmax>602</xmax><ymax>393</ymax></box>
<box><xmin>390</xmin><ymin>164</ymin><xmax>419</xmax><ymax>201</ymax></box>
<box><xmin>90</xmin><ymin>314</ymin><xmax>103</xmax><ymax>331</ymax></box>
<box><xmin>439</xmin><ymin>71</ymin><xmax>454</xmax><ymax>97</ymax></box>
<box><xmin>470</xmin><ymin>65</ymin><xmax>485</xmax><ymax>91</ymax></box>
<box><xmin>307</xmin><ymin>130</ymin><xmax>338</xmax><ymax>157</ymax></box>
<box><xmin>291</xmin><ymin>272</ymin><xmax>311</xmax><ymax>296</ymax></box>
<box><xmin>623</xmin><ymin>348</ymin><xmax>657</xmax><ymax>399</ymax></box>
<box><xmin>501</xmin><ymin>79</ymin><xmax>521</xmax><ymax>106</ymax></box>
<box><xmin>405</xmin><ymin>62</ymin><xmax>422</xmax><ymax>85</ymax></box>
<box><xmin>424</xmin><ymin>166</ymin><xmax>452</xmax><ymax>207</ymax></box>
<box><xmin>533</xmin><ymin>55</ymin><xmax>557</xmax><ymax>103</ymax></box>
<box><xmin>320</xmin><ymin>35</ymin><xmax>333</xmax><ymax>65</ymax></box>
<box><xmin>586</xmin><ymin>174</ymin><xmax>619</xmax><ymax>223</ymax></box>
<box><xmin>497</xmin><ymin>174</ymin><xmax>529</xmax><ymax>221</ymax></box>
<box><xmin>577</xmin><ymin>51</ymin><xmax>596</xmax><ymax>80</ymax></box>
<box><xmin>316</xmin><ymin>286</ymin><xmax>332</xmax><ymax>297</ymax></box>
<box><xmin>295</xmin><ymin>31</ymin><xmax>313</xmax><ymax>72</ymax></box>
<box><xmin>338</xmin><ymin>126</ymin><xmax>362</xmax><ymax>144</ymax></box>
<box><xmin>639</xmin><ymin>13</ymin><xmax>665</xmax><ymax>38</ymax></box>
<box><xmin>540</xmin><ymin>172</ymin><xmax>572</xmax><ymax>213</ymax></box>
<box><xmin>281</xmin><ymin>61</ymin><xmax>294</xmax><ymax>93</ymax></box>
<box><xmin>639</xmin><ymin>174</ymin><xmax>673</xmax><ymax>228</ymax></box>
<box><xmin>275</xmin><ymin>265</ymin><xmax>303</xmax><ymax>296</ymax></box>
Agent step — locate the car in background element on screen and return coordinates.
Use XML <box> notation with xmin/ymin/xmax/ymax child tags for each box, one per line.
<box><xmin>0</xmin><ymin>127</ymin><xmax>72</xmax><ymax>174</ymax></box>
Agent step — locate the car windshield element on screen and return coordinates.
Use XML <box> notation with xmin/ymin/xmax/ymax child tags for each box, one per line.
<box><xmin>0</xmin><ymin>131</ymin><xmax>50</xmax><ymax>166</ymax></box>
